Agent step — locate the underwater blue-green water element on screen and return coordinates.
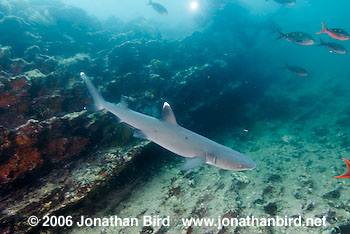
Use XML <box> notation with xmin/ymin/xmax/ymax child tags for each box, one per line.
<box><xmin>1</xmin><ymin>0</ymin><xmax>350</xmax><ymax>233</ymax></box>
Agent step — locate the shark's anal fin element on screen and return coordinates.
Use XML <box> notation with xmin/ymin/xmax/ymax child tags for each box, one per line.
<box><xmin>133</xmin><ymin>129</ymin><xmax>148</xmax><ymax>140</ymax></box>
<box><xmin>181</xmin><ymin>157</ymin><xmax>205</xmax><ymax>170</ymax></box>
<box><xmin>162</xmin><ymin>102</ymin><xmax>177</xmax><ymax>125</ymax></box>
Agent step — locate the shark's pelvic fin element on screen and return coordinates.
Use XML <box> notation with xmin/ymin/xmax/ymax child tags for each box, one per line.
<box><xmin>182</xmin><ymin>157</ymin><xmax>205</xmax><ymax>170</ymax></box>
<box><xmin>162</xmin><ymin>102</ymin><xmax>178</xmax><ymax>125</ymax></box>
<box><xmin>114</xmin><ymin>115</ymin><xmax>121</xmax><ymax>123</ymax></box>
<box><xmin>133</xmin><ymin>129</ymin><xmax>148</xmax><ymax>140</ymax></box>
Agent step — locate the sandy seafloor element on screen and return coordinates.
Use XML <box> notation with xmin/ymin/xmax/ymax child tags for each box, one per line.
<box><xmin>68</xmin><ymin>71</ymin><xmax>350</xmax><ymax>234</ymax></box>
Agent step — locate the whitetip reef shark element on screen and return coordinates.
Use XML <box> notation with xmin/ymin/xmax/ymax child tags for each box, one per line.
<box><xmin>80</xmin><ymin>72</ymin><xmax>256</xmax><ymax>171</ymax></box>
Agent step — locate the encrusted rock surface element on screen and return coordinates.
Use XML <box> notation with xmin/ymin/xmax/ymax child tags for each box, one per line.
<box><xmin>0</xmin><ymin>3</ymin><xmax>154</xmax><ymax>233</ymax></box>
<box><xmin>0</xmin><ymin>138</ymin><xmax>148</xmax><ymax>233</ymax></box>
<box><xmin>0</xmin><ymin>61</ymin><xmax>149</xmax><ymax>233</ymax></box>
<box><xmin>0</xmin><ymin>1</ymin><xmax>281</xmax><ymax>233</ymax></box>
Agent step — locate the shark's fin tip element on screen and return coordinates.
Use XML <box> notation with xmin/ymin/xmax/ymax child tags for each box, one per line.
<box><xmin>162</xmin><ymin>102</ymin><xmax>178</xmax><ymax>125</ymax></box>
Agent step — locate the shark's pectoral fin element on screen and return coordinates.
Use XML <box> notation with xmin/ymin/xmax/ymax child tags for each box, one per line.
<box><xmin>162</xmin><ymin>102</ymin><xmax>178</xmax><ymax>125</ymax></box>
<box><xmin>133</xmin><ymin>129</ymin><xmax>148</xmax><ymax>140</ymax></box>
<box><xmin>85</xmin><ymin>104</ymin><xmax>99</xmax><ymax>112</ymax></box>
<box><xmin>181</xmin><ymin>157</ymin><xmax>205</xmax><ymax>170</ymax></box>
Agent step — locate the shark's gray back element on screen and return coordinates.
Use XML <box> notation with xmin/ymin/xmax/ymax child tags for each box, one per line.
<box><xmin>104</xmin><ymin>101</ymin><xmax>216</xmax><ymax>157</ymax></box>
<box><xmin>80</xmin><ymin>72</ymin><xmax>256</xmax><ymax>171</ymax></box>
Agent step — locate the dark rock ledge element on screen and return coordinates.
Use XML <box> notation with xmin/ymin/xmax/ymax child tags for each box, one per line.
<box><xmin>0</xmin><ymin>110</ymin><xmax>148</xmax><ymax>233</ymax></box>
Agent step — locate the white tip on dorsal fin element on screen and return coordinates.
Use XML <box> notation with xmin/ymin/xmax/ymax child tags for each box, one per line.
<box><xmin>162</xmin><ymin>102</ymin><xmax>177</xmax><ymax>125</ymax></box>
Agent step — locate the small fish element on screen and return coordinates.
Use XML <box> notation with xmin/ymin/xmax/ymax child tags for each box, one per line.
<box><xmin>316</xmin><ymin>22</ymin><xmax>349</xmax><ymax>41</ymax></box>
<box><xmin>276</xmin><ymin>30</ymin><xmax>315</xmax><ymax>45</ymax></box>
<box><xmin>335</xmin><ymin>158</ymin><xmax>350</xmax><ymax>178</ymax></box>
<box><xmin>318</xmin><ymin>38</ymin><xmax>347</xmax><ymax>54</ymax></box>
<box><xmin>147</xmin><ymin>0</ymin><xmax>168</xmax><ymax>16</ymax></box>
<box><xmin>283</xmin><ymin>62</ymin><xmax>308</xmax><ymax>76</ymax></box>
<box><xmin>266</xmin><ymin>0</ymin><xmax>296</xmax><ymax>6</ymax></box>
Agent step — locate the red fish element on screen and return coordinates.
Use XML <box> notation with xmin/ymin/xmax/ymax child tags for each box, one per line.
<box><xmin>316</xmin><ymin>22</ymin><xmax>349</xmax><ymax>41</ymax></box>
<box><xmin>334</xmin><ymin>158</ymin><xmax>350</xmax><ymax>178</ymax></box>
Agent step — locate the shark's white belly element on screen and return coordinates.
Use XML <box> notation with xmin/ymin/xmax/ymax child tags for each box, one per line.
<box><xmin>140</xmin><ymin>120</ymin><xmax>206</xmax><ymax>158</ymax></box>
<box><xmin>116</xmin><ymin>109</ymin><xmax>208</xmax><ymax>158</ymax></box>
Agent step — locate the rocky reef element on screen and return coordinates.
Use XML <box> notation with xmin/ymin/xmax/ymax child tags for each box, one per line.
<box><xmin>2</xmin><ymin>0</ymin><xmax>349</xmax><ymax>233</ymax></box>
<box><xmin>0</xmin><ymin>1</ymin><xmax>151</xmax><ymax>233</ymax></box>
<box><xmin>0</xmin><ymin>1</ymin><xmax>275</xmax><ymax>233</ymax></box>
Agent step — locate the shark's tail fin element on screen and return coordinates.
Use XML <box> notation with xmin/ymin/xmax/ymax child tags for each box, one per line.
<box><xmin>282</xmin><ymin>61</ymin><xmax>289</xmax><ymax>69</ymax></box>
<box><xmin>80</xmin><ymin>72</ymin><xmax>106</xmax><ymax>111</ymax></box>
<box><xmin>315</xmin><ymin>22</ymin><xmax>327</xmax><ymax>34</ymax></box>
<box><xmin>147</xmin><ymin>0</ymin><xmax>152</xmax><ymax>5</ymax></box>
<box><xmin>275</xmin><ymin>29</ymin><xmax>284</xmax><ymax>40</ymax></box>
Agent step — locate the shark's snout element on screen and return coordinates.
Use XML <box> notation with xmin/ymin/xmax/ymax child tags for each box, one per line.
<box><xmin>245</xmin><ymin>162</ymin><xmax>256</xmax><ymax>170</ymax></box>
<box><xmin>218</xmin><ymin>148</ymin><xmax>256</xmax><ymax>171</ymax></box>
<box><xmin>238</xmin><ymin>156</ymin><xmax>256</xmax><ymax>170</ymax></box>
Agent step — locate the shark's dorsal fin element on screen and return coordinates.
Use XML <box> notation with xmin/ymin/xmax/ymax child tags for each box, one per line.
<box><xmin>118</xmin><ymin>95</ymin><xmax>128</xmax><ymax>108</ymax></box>
<box><xmin>162</xmin><ymin>102</ymin><xmax>177</xmax><ymax>125</ymax></box>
